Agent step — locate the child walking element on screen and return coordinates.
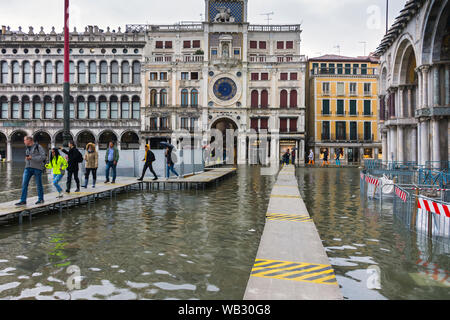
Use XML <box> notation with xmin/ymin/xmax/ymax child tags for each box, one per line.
<box><xmin>45</xmin><ymin>148</ymin><xmax>68</xmax><ymax>198</ymax></box>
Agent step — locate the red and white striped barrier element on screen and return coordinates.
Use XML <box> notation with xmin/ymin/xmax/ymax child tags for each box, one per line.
<box><xmin>418</xmin><ymin>198</ymin><xmax>450</xmax><ymax>218</ymax></box>
<box><xmin>365</xmin><ymin>176</ymin><xmax>380</xmax><ymax>186</ymax></box>
<box><xmin>360</xmin><ymin>173</ymin><xmax>364</xmax><ymax>180</ymax></box>
<box><xmin>395</xmin><ymin>186</ymin><xmax>407</xmax><ymax>202</ymax></box>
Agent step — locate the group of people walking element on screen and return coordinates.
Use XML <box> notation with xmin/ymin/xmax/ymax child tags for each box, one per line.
<box><xmin>282</xmin><ymin>149</ymin><xmax>296</xmax><ymax>165</ymax></box>
<box><xmin>15</xmin><ymin>136</ymin><xmax>180</xmax><ymax>206</ymax></box>
<box><xmin>306</xmin><ymin>148</ymin><xmax>343</xmax><ymax>167</ymax></box>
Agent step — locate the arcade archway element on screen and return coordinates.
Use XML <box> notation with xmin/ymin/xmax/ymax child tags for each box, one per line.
<box><xmin>210</xmin><ymin>117</ymin><xmax>238</xmax><ymax>164</ymax></box>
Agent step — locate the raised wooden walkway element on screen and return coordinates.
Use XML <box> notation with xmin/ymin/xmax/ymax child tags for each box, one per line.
<box><xmin>0</xmin><ymin>167</ymin><xmax>236</xmax><ymax>224</ymax></box>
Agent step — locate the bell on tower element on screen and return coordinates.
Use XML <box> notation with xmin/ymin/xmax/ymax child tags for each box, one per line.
<box><xmin>205</xmin><ymin>0</ymin><xmax>247</xmax><ymax>24</ymax></box>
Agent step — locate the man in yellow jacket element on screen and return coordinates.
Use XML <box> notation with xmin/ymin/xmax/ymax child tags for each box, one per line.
<box><xmin>45</xmin><ymin>148</ymin><xmax>68</xmax><ymax>198</ymax></box>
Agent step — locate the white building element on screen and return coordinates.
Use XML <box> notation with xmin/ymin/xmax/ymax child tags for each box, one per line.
<box><xmin>136</xmin><ymin>0</ymin><xmax>307</xmax><ymax>165</ymax></box>
<box><xmin>376</xmin><ymin>0</ymin><xmax>449</xmax><ymax>167</ymax></box>
<box><xmin>0</xmin><ymin>25</ymin><xmax>145</xmax><ymax>161</ymax></box>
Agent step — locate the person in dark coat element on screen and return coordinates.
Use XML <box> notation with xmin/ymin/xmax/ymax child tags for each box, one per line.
<box><xmin>138</xmin><ymin>144</ymin><xmax>158</xmax><ymax>181</ymax></box>
<box><xmin>291</xmin><ymin>149</ymin><xmax>296</xmax><ymax>166</ymax></box>
<box><xmin>282</xmin><ymin>149</ymin><xmax>290</xmax><ymax>165</ymax></box>
<box><xmin>321</xmin><ymin>148</ymin><xmax>330</xmax><ymax>167</ymax></box>
<box><xmin>60</xmin><ymin>141</ymin><xmax>83</xmax><ymax>193</ymax></box>
<box><xmin>165</xmin><ymin>146</ymin><xmax>180</xmax><ymax>179</ymax></box>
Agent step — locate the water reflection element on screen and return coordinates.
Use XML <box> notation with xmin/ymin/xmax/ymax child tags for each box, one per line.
<box><xmin>297</xmin><ymin>167</ymin><xmax>450</xmax><ymax>300</ymax></box>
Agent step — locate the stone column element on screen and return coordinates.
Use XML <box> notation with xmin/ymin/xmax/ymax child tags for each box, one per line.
<box><xmin>423</xmin><ymin>66</ymin><xmax>429</xmax><ymax>108</ymax></box>
<box><xmin>6</xmin><ymin>139</ymin><xmax>12</xmax><ymax>162</ymax></box>
<box><xmin>411</xmin><ymin>126</ymin><xmax>417</xmax><ymax>163</ymax></box>
<box><xmin>386</xmin><ymin>129</ymin><xmax>391</xmax><ymax>162</ymax></box>
<box><xmin>53</xmin><ymin>62</ymin><xmax>57</xmax><ymax>84</ymax></box>
<box><xmin>407</xmin><ymin>86</ymin><xmax>413</xmax><ymax>118</ymax></box>
<box><xmin>390</xmin><ymin>127</ymin><xmax>397</xmax><ymax>162</ymax></box>
<box><xmin>397</xmin><ymin>126</ymin><xmax>404</xmax><ymax>162</ymax></box>
<box><xmin>421</xmin><ymin>120</ymin><xmax>430</xmax><ymax>165</ymax></box>
<box><xmin>433</xmin><ymin>65</ymin><xmax>440</xmax><ymax>106</ymax></box>
<box><xmin>432</xmin><ymin>118</ymin><xmax>440</xmax><ymax>166</ymax></box>
<box><xmin>416</xmin><ymin>68</ymin><xmax>422</xmax><ymax>109</ymax></box>
<box><xmin>445</xmin><ymin>64</ymin><xmax>450</xmax><ymax>106</ymax></box>
<box><xmin>417</xmin><ymin>122</ymin><xmax>422</xmax><ymax>165</ymax></box>
<box><xmin>398</xmin><ymin>86</ymin><xmax>404</xmax><ymax>118</ymax></box>
<box><xmin>382</xmin><ymin>131</ymin><xmax>387</xmax><ymax>162</ymax></box>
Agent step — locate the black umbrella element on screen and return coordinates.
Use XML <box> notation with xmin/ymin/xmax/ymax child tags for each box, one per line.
<box><xmin>160</xmin><ymin>141</ymin><xmax>175</xmax><ymax>149</ymax></box>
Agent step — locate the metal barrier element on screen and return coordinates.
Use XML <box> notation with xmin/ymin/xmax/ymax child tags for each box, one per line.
<box><xmin>393</xmin><ymin>185</ymin><xmax>413</xmax><ymax>228</ymax></box>
<box><xmin>414</xmin><ymin>196</ymin><xmax>450</xmax><ymax>239</ymax></box>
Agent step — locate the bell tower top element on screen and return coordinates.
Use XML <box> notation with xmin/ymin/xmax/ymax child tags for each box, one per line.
<box><xmin>205</xmin><ymin>0</ymin><xmax>248</xmax><ymax>24</ymax></box>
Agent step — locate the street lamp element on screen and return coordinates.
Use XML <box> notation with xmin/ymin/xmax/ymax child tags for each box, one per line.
<box><xmin>62</xmin><ymin>0</ymin><xmax>71</xmax><ymax>147</ymax></box>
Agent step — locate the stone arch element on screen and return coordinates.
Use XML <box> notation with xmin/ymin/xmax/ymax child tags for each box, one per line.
<box><xmin>421</xmin><ymin>0</ymin><xmax>449</xmax><ymax>64</ymax></box>
<box><xmin>98</xmin><ymin>130</ymin><xmax>118</xmax><ymax>150</ymax></box>
<box><xmin>120</xmin><ymin>130</ymin><xmax>140</xmax><ymax>150</ymax></box>
<box><xmin>10</xmin><ymin>129</ymin><xmax>29</xmax><ymax>162</ymax></box>
<box><xmin>54</xmin><ymin>130</ymin><xmax>74</xmax><ymax>147</ymax></box>
<box><xmin>210</xmin><ymin>117</ymin><xmax>239</xmax><ymax>164</ymax></box>
<box><xmin>33</xmin><ymin>130</ymin><xmax>52</xmax><ymax>151</ymax></box>
<box><xmin>0</xmin><ymin>131</ymin><xmax>6</xmax><ymax>160</ymax></box>
<box><xmin>76</xmin><ymin>130</ymin><xmax>96</xmax><ymax>149</ymax></box>
<box><xmin>399</xmin><ymin>45</ymin><xmax>417</xmax><ymax>85</ymax></box>
<box><xmin>392</xmin><ymin>36</ymin><xmax>416</xmax><ymax>85</ymax></box>
<box><xmin>380</xmin><ymin>66</ymin><xmax>388</xmax><ymax>93</ymax></box>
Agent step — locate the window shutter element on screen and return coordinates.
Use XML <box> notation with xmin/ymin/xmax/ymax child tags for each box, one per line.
<box><xmin>286</xmin><ymin>41</ymin><xmax>294</xmax><ymax>49</ymax></box>
<box><xmin>290</xmin><ymin>73</ymin><xmax>297</xmax><ymax>80</ymax></box>
<box><xmin>183</xmin><ymin>41</ymin><xmax>191</xmax><ymax>48</ymax></box>
<box><xmin>259</xmin><ymin>41</ymin><xmax>266</xmax><ymax>49</ymax></box>
<box><xmin>250</xmin><ymin>41</ymin><xmax>257</xmax><ymax>49</ymax></box>
<box><xmin>277</xmin><ymin>41</ymin><xmax>284</xmax><ymax>49</ymax></box>
<box><xmin>193</xmin><ymin>40</ymin><xmax>200</xmax><ymax>48</ymax></box>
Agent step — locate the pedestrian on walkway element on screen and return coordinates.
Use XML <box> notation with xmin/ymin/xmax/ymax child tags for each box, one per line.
<box><xmin>282</xmin><ymin>149</ymin><xmax>290</xmax><ymax>165</ymax></box>
<box><xmin>291</xmin><ymin>149</ymin><xmax>296</xmax><ymax>166</ymax></box>
<box><xmin>321</xmin><ymin>149</ymin><xmax>330</xmax><ymax>167</ymax></box>
<box><xmin>15</xmin><ymin>136</ymin><xmax>47</xmax><ymax>206</ymax></box>
<box><xmin>308</xmin><ymin>149</ymin><xmax>315</xmax><ymax>165</ymax></box>
<box><xmin>105</xmin><ymin>141</ymin><xmax>119</xmax><ymax>184</ymax></box>
<box><xmin>165</xmin><ymin>146</ymin><xmax>180</xmax><ymax>179</ymax></box>
<box><xmin>46</xmin><ymin>148</ymin><xmax>68</xmax><ymax>198</ymax></box>
<box><xmin>138</xmin><ymin>144</ymin><xmax>158</xmax><ymax>181</ymax></box>
<box><xmin>60</xmin><ymin>141</ymin><xmax>83</xmax><ymax>193</ymax></box>
<box><xmin>83</xmin><ymin>142</ymin><xmax>98</xmax><ymax>188</ymax></box>
<box><xmin>335</xmin><ymin>148</ymin><xmax>342</xmax><ymax>166</ymax></box>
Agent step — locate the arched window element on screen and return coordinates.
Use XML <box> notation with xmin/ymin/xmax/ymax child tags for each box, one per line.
<box><xmin>69</xmin><ymin>61</ymin><xmax>75</xmax><ymax>84</ymax></box>
<box><xmin>121</xmin><ymin>96</ymin><xmax>130</xmax><ymax>118</ymax></box>
<box><xmin>12</xmin><ymin>61</ymin><xmax>19</xmax><ymax>84</ymax></box>
<box><xmin>99</xmin><ymin>96</ymin><xmax>108</xmax><ymax>119</ymax></box>
<box><xmin>89</xmin><ymin>61</ymin><xmax>97</xmax><ymax>84</ymax></box>
<box><xmin>78</xmin><ymin>61</ymin><xmax>86</xmax><ymax>84</ymax></box>
<box><xmin>45</xmin><ymin>61</ymin><xmax>53</xmax><ymax>84</ymax></box>
<box><xmin>100</xmin><ymin>61</ymin><xmax>108</xmax><ymax>84</ymax></box>
<box><xmin>181</xmin><ymin>89</ymin><xmax>188</xmax><ymax>107</ymax></box>
<box><xmin>34</xmin><ymin>62</ymin><xmax>42</xmax><ymax>84</ymax></box>
<box><xmin>22</xmin><ymin>96</ymin><xmax>31</xmax><ymax>119</ymax></box>
<box><xmin>69</xmin><ymin>96</ymin><xmax>75</xmax><ymax>119</ymax></box>
<box><xmin>132</xmin><ymin>61</ymin><xmax>141</xmax><ymax>84</ymax></box>
<box><xmin>33</xmin><ymin>96</ymin><xmax>42</xmax><ymax>119</ymax></box>
<box><xmin>56</xmin><ymin>61</ymin><xmax>64</xmax><ymax>84</ymax></box>
<box><xmin>191</xmin><ymin>89</ymin><xmax>198</xmax><ymax>107</ymax></box>
<box><xmin>280</xmin><ymin>90</ymin><xmax>288</xmax><ymax>108</ymax></box>
<box><xmin>44</xmin><ymin>96</ymin><xmax>53</xmax><ymax>119</ymax></box>
<box><xmin>11</xmin><ymin>96</ymin><xmax>19</xmax><ymax>119</ymax></box>
<box><xmin>0</xmin><ymin>61</ymin><xmax>8</xmax><ymax>84</ymax></box>
<box><xmin>77</xmin><ymin>96</ymin><xmax>86</xmax><ymax>119</ymax></box>
<box><xmin>23</xmin><ymin>61</ymin><xmax>31</xmax><ymax>84</ymax></box>
<box><xmin>132</xmin><ymin>96</ymin><xmax>140</xmax><ymax>119</ymax></box>
<box><xmin>261</xmin><ymin>90</ymin><xmax>268</xmax><ymax>108</ymax></box>
<box><xmin>122</xmin><ymin>61</ymin><xmax>130</xmax><ymax>84</ymax></box>
<box><xmin>251</xmin><ymin>90</ymin><xmax>259</xmax><ymax>108</ymax></box>
<box><xmin>88</xmin><ymin>96</ymin><xmax>96</xmax><ymax>119</ymax></box>
<box><xmin>290</xmin><ymin>90</ymin><xmax>297</xmax><ymax>108</ymax></box>
<box><xmin>111</xmin><ymin>61</ymin><xmax>119</xmax><ymax>84</ymax></box>
<box><xmin>0</xmin><ymin>97</ymin><xmax>8</xmax><ymax>119</ymax></box>
<box><xmin>55</xmin><ymin>96</ymin><xmax>63</xmax><ymax>119</ymax></box>
<box><xmin>110</xmin><ymin>96</ymin><xmax>118</xmax><ymax>119</ymax></box>
<box><xmin>160</xmin><ymin>89</ymin><xmax>167</xmax><ymax>107</ymax></box>
<box><xmin>150</xmin><ymin>89</ymin><xmax>158</xmax><ymax>107</ymax></box>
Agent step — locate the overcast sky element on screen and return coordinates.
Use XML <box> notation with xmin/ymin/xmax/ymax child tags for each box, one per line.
<box><xmin>0</xmin><ymin>0</ymin><xmax>406</xmax><ymax>57</ymax></box>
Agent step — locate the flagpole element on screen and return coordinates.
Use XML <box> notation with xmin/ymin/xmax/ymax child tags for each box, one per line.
<box><xmin>63</xmin><ymin>0</ymin><xmax>71</xmax><ymax>147</ymax></box>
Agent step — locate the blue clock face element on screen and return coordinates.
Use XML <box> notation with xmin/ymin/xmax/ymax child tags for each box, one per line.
<box><xmin>213</xmin><ymin>77</ymin><xmax>237</xmax><ymax>101</ymax></box>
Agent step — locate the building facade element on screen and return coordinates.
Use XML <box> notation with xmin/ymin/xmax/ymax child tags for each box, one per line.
<box><xmin>376</xmin><ymin>0</ymin><xmax>449</xmax><ymax>167</ymax></box>
<box><xmin>0</xmin><ymin>25</ymin><xmax>145</xmax><ymax>161</ymax></box>
<box><xmin>307</xmin><ymin>55</ymin><xmax>381</xmax><ymax>164</ymax></box>
<box><xmin>136</xmin><ymin>0</ymin><xmax>307</xmax><ymax>165</ymax></box>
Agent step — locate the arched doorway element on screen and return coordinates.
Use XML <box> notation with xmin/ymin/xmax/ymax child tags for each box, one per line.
<box><xmin>98</xmin><ymin>130</ymin><xmax>118</xmax><ymax>150</ymax></box>
<box><xmin>54</xmin><ymin>131</ymin><xmax>74</xmax><ymax>148</ymax></box>
<box><xmin>11</xmin><ymin>130</ymin><xmax>28</xmax><ymax>162</ymax></box>
<box><xmin>121</xmin><ymin>131</ymin><xmax>139</xmax><ymax>150</ymax></box>
<box><xmin>77</xmin><ymin>130</ymin><xmax>95</xmax><ymax>150</ymax></box>
<box><xmin>210</xmin><ymin>117</ymin><xmax>238</xmax><ymax>164</ymax></box>
<box><xmin>0</xmin><ymin>132</ymin><xmax>6</xmax><ymax>161</ymax></box>
<box><xmin>33</xmin><ymin>131</ymin><xmax>52</xmax><ymax>158</ymax></box>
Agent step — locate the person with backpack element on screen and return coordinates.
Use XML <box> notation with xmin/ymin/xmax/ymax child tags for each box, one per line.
<box><xmin>335</xmin><ymin>148</ymin><xmax>342</xmax><ymax>167</ymax></box>
<box><xmin>321</xmin><ymin>148</ymin><xmax>330</xmax><ymax>167</ymax></box>
<box><xmin>138</xmin><ymin>144</ymin><xmax>158</xmax><ymax>181</ymax></box>
<box><xmin>46</xmin><ymin>148</ymin><xmax>68</xmax><ymax>198</ymax></box>
<box><xmin>308</xmin><ymin>149</ymin><xmax>315</xmax><ymax>165</ymax></box>
<box><xmin>83</xmin><ymin>142</ymin><xmax>98</xmax><ymax>188</ymax></box>
<box><xmin>15</xmin><ymin>136</ymin><xmax>47</xmax><ymax>206</ymax></box>
<box><xmin>60</xmin><ymin>141</ymin><xmax>83</xmax><ymax>193</ymax></box>
<box><xmin>105</xmin><ymin>141</ymin><xmax>119</xmax><ymax>184</ymax></box>
<box><xmin>165</xmin><ymin>146</ymin><xmax>179</xmax><ymax>179</ymax></box>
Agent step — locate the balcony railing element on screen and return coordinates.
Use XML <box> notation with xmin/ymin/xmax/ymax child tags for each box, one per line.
<box><xmin>249</xmin><ymin>55</ymin><xmax>306</xmax><ymax>63</ymax></box>
<box><xmin>148</xmin><ymin>54</ymin><xmax>204</xmax><ymax>63</ymax></box>
<box><xmin>321</xmin><ymin>134</ymin><xmax>375</xmax><ymax>142</ymax></box>
<box><xmin>248</xmin><ymin>25</ymin><xmax>301</xmax><ymax>32</ymax></box>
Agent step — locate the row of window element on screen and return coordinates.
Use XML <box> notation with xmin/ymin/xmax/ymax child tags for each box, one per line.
<box><xmin>312</xmin><ymin>63</ymin><xmax>375</xmax><ymax>75</ymax></box>
<box><xmin>149</xmin><ymin>89</ymin><xmax>199</xmax><ymax>107</ymax></box>
<box><xmin>0</xmin><ymin>60</ymin><xmax>141</xmax><ymax>85</ymax></box>
<box><xmin>250</xmin><ymin>89</ymin><xmax>298</xmax><ymax>108</ymax></box>
<box><xmin>249</xmin><ymin>41</ymin><xmax>294</xmax><ymax>50</ymax></box>
<box><xmin>321</xmin><ymin>99</ymin><xmax>373</xmax><ymax>116</ymax></box>
<box><xmin>321</xmin><ymin>121</ymin><xmax>373</xmax><ymax>141</ymax></box>
<box><xmin>0</xmin><ymin>96</ymin><xmax>140</xmax><ymax>120</ymax></box>
<box><xmin>250</xmin><ymin>72</ymin><xmax>298</xmax><ymax>81</ymax></box>
<box><xmin>321</xmin><ymin>82</ymin><xmax>372</xmax><ymax>96</ymax></box>
<box><xmin>0</xmin><ymin>48</ymin><xmax>140</xmax><ymax>55</ymax></box>
<box><xmin>148</xmin><ymin>117</ymin><xmax>197</xmax><ymax>131</ymax></box>
<box><xmin>250</xmin><ymin>117</ymin><xmax>298</xmax><ymax>133</ymax></box>
<box><xmin>155</xmin><ymin>40</ymin><xmax>201</xmax><ymax>49</ymax></box>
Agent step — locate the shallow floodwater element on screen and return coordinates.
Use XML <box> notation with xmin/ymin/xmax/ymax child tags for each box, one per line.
<box><xmin>0</xmin><ymin>163</ymin><xmax>449</xmax><ymax>300</ymax></box>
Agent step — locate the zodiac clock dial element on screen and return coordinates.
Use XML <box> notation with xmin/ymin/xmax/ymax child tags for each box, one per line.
<box><xmin>213</xmin><ymin>77</ymin><xmax>237</xmax><ymax>101</ymax></box>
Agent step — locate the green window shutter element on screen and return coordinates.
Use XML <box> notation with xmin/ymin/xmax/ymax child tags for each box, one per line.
<box><xmin>364</xmin><ymin>100</ymin><xmax>371</xmax><ymax>115</ymax></box>
<box><xmin>353</xmin><ymin>64</ymin><xmax>359</xmax><ymax>75</ymax></box>
<box><xmin>323</xmin><ymin>99</ymin><xmax>330</xmax><ymax>114</ymax></box>
<box><xmin>350</xmin><ymin>100</ymin><xmax>357</xmax><ymax>115</ymax></box>
<box><xmin>337</xmin><ymin>100</ymin><xmax>344</xmax><ymax>115</ymax></box>
<box><xmin>337</xmin><ymin>64</ymin><xmax>343</xmax><ymax>74</ymax></box>
<box><xmin>361</xmin><ymin>64</ymin><xmax>367</xmax><ymax>75</ymax></box>
<box><xmin>345</xmin><ymin>64</ymin><xmax>351</xmax><ymax>74</ymax></box>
